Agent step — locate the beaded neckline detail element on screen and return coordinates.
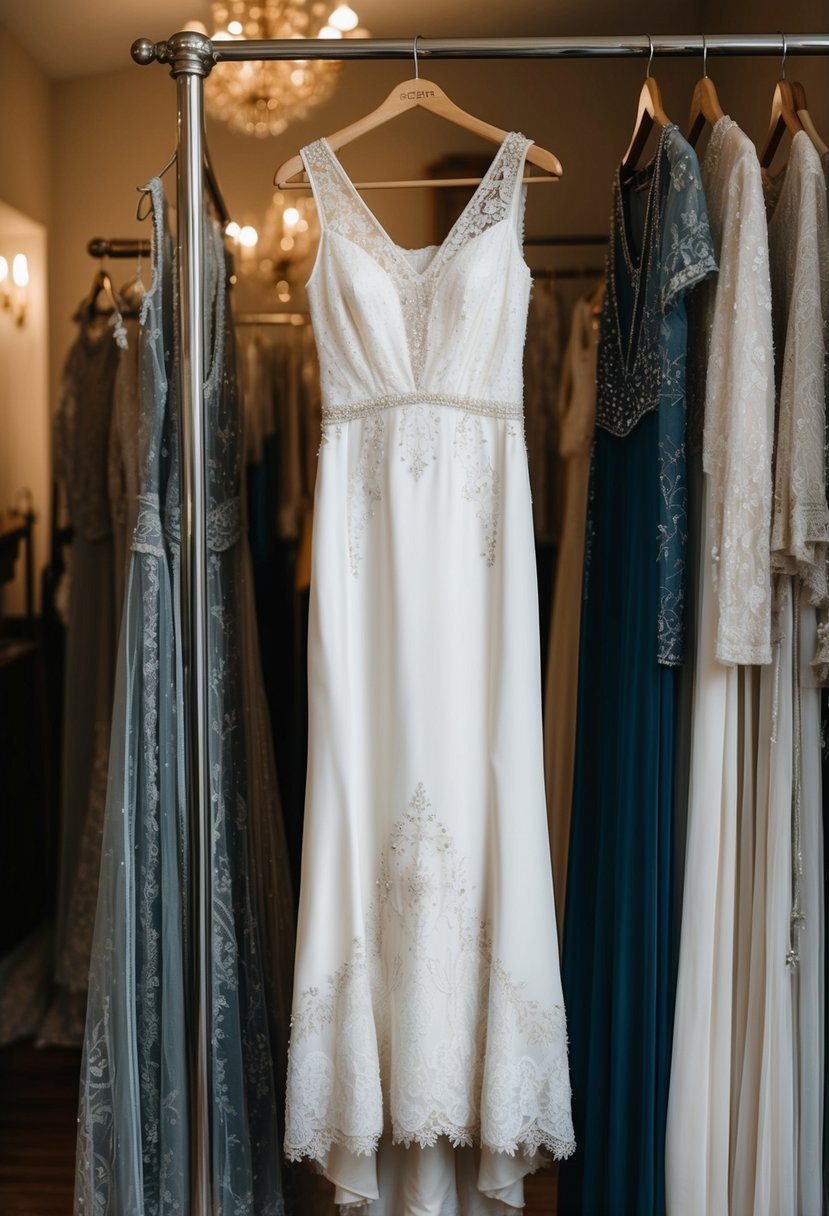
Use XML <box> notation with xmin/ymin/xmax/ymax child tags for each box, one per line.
<box><xmin>302</xmin><ymin>132</ymin><xmax>531</xmax><ymax>393</ymax></box>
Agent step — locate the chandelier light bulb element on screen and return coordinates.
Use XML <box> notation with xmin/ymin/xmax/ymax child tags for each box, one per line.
<box><xmin>0</xmin><ymin>257</ymin><xmax>7</xmax><ymax>284</ymax></box>
<box><xmin>283</xmin><ymin>207</ymin><xmax>300</xmax><ymax>227</ymax></box>
<box><xmin>328</xmin><ymin>3</ymin><xmax>359</xmax><ymax>31</ymax></box>
<box><xmin>238</xmin><ymin>225</ymin><xmax>259</xmax><ymax>248</ymax></box>
<box><xmin>12</xmin><ymin>254</ymin><xmax>29</xmax><ymax>287</ymax></box>
<box><xmin>205</xmin><ymin>0</ymin><xmax>368</xmax><ymax>138</ymax></box>
<box><xmin>225</xmin><ymin>220</ymin><xmax>241</xmax><ymax>240</ymax></box>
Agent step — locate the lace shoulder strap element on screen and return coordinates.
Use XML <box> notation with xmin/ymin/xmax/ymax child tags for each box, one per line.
<box><xmin>440</xmin><ymin>132</ymin><xmax>532</xmax><ymax>264</ymax></box>
<box><xmin>300</xmin><ymin>138</ymin><xmax>355</xmax><ymax>234</ymax></box>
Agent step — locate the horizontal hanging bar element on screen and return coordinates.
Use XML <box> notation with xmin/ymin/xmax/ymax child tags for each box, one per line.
<box><xmin>524</xmin><ymin>234</ymin><xmax>609</xmax><ymax>247</ymax></box>
<box><xmin>88</xmin><ymin>236</ymin><xmax>152</xmax><ymax>258</ymax></box>
<box><xmin>132</xmin><ymin>32</ymin><xmax>829</xmax><ymax>69</ymax></box>
<box><xmin>235</xmin><ymin>311</ymin><xmax>310</xmax><ymax>325</ymax></box>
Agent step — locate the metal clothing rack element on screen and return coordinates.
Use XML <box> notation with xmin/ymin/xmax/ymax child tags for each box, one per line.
<box><xmin>131</xmin><ymin>29</ymin><xmax>829</xmax><ymax>1212</ymax></box>
<box><xmin>533</xmin><ymin>266</ymin><xmax>605</xmax><ymax>281</ymax></box>
<box><xmin>87</xmin><ymin>236</ymin><xmax>152</xmax><ymax>259</ymax></box>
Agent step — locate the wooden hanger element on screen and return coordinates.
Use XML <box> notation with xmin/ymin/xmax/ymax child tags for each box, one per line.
<box><xmin>792</xmin><ymin>79</ymin><xmax>829</xmax><ymax>156</ymax></box>
<box><xmin>274</xmin><ymin>36</ymin><xmax>563</xmax><ymax>190</ymax></box>
<box><xmin>620</xmin><ymin>38</ymin><xmax>670</xmax><ymax>183</ymax></box>
<box><xmin>760</xmin><ymin>36</ymin><xmax>804</xmax><ymax>168</ymax></box>
<box><xmin>686</xmin><ymin>36</ymin><xmax>726</xmax><ymax>147</ymax></box>
<box><xmin>78</xmin><ymin>266</ymin><xmax>120</xmax><ymax>319</ymax></box>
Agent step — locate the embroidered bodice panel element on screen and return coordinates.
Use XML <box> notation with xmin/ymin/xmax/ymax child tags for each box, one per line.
<box><xmin>595</xmin><ymin>124</ymin><xmax>717</xmax><ymax>666</ymax></box>
<box><xmin>300</xmin><ymin>132</ymin><xmax>533</xmax><ymax>422</ymax></box>
<box><xmin>597</xmin><ymin>124</ymin><xmax>717</xmax><ymax>440</ymax></box>
<box><xmin>698</xmin><ymin>117</ymin><xmax>774</xmax><ymax>667</ymax></box>
<box><xmin>763</xmin><ymin>132</ymin><xmax>829</xmax><ymax>610</ymax></box>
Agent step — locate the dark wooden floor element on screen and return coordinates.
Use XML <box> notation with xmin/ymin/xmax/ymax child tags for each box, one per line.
<box><xmin>0</xmin><ymin>1042</ymin><xmax>81</xmax><ymax>1216</ymax></box>
<box><xmin>0</xmin><ymin>1040</ymin><xmax>556</xmax><ymax>1214</ymax></box>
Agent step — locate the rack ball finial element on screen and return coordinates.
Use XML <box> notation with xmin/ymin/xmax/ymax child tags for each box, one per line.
<box><xmin>131</xmin><ymin>38</ymin><xmax>156</xmax><ymax>65</ymax></box>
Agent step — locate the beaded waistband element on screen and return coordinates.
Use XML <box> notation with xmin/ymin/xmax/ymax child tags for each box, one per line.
<box><xmin>321</xmin><ymin>391</ymin><xmax>523</xmax><ymax>426</ymax></box>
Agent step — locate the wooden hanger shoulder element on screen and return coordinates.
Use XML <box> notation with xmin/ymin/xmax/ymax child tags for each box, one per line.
<box><xmin>760</xmin><ymin>79</ymin><xmax>803</xmax><ymax>168</ymax></box>
<box><xmin>686</xmin><ymin>75</ymin><xmax>726</xmax><ymax>147</ymax></box>
<box><xmin>274</xmin><ymin>73</ymin><xmax>562</xmax><ymax>189</ymax></box>
<box><xmin>792</xmin><ymin>80</ymin><xmax>829</xmax><ymax>156</ymax></box>
<box><xmin>620</xmin><ymin>77</ymin><xmax>669</xmax><ymax>182</ymax></box>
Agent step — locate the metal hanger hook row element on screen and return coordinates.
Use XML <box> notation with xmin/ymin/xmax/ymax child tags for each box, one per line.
<box><xmin>702</xmin><ymin>33</ymin><xmax>708</xmax><ymax>78</ymax></box>
<box><xmin>413</xmin><ymin>34</ymin><xmax>420</xmax><ymax>79</ymax></box>
<box><xmin>780</xmin><ymin>31</ymin><xmax>788</xmax><ymax>79</ymax></box>
<box><xmin>645</xmin><ymin>34</ymin><xmax>654</xmax><ymax>79</ymax></box>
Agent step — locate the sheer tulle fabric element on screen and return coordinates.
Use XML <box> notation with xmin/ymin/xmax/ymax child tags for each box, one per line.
<box><xmin>74</xmin><ymin>179</ymin><xmax>294</xmax><ymax>1215</ymax></box>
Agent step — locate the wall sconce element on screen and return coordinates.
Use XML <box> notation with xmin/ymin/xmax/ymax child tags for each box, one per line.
<box><xmin>0</xmin><ymin>254</ymin><xmax>29</xmax><ymax>326</ymax></box>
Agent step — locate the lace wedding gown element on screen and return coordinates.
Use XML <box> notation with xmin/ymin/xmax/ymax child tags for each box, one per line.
<box><xmin>284</xmin><ymin>132</ymin><xmax>575</xmax><ymax>1213</ymax></box>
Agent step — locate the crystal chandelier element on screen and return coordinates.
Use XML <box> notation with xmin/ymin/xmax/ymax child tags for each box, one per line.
<box><xmin>205</xmin><ymin>1</ymin><xmax>366</xmax><ymax>138</ymax></box>
<box><xmin>227</xmin><ymin>192</ymin><xmax>320</xmax><ymax>301</ymax></box>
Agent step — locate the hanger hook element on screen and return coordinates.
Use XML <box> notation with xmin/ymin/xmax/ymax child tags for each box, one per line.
<box><xmin>780</xmin><ymin>30</ymin><xmax>787</xmax><ymax>79</ymax></box>
<box><xmin>702</xmin><ymin>33</ymin><xmax>708</xmax><ymax>78</ymax></box>
<box><xmin>413</xmin><ymin>34</ymin><xmax>420</xmax><ymax>80</ymax></box>
<box><xmin>645</xmin><ymin>34</ymin><xmax>654</xmax><ymax>79</ymax></box>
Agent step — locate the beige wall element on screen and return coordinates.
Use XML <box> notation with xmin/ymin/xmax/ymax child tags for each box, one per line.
<box><xmin>0</xmin><ymin>29</ymin><xmax>51</xmax><ymax>614</ymax></box>
<box><xmin>0</xmin><ymin>27</ymin><xmax>51</xmax><ymax>228</ymax></box>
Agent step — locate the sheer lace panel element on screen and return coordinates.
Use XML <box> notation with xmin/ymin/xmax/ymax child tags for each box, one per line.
<box><xmin>302</xmin><ymin>133</ymin><xmax>531</xmax><ymax>390</ymax></box>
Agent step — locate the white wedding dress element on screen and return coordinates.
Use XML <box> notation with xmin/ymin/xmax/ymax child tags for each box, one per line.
<box><xmin>284</xmin><ymin>132</ymin><xmax>575</xmax><ymax>1213</ymax></box>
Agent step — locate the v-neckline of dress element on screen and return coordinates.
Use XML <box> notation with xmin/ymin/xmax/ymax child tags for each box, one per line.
<box><xmin>611</xmin><ymin>122</ymin><xmax>673</xmax><ymax>377</ymax></box>
<box><xmin>319</xmin><ymin>131</ymin><xmax>518</xmax><ymax>283</ymax></box>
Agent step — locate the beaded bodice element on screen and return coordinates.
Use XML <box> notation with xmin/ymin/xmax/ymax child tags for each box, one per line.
<box><xmin>593</xmin><ymin>123</ymin><xmax>717</xmax><ymax>666</ymax></box>
<box><xmin>597</xmin><ymin>124</ymin><xmax>717</xmax><ymax>439</ymax></box>
<box><xmin>300</xmin><ymin>132</ymin><xmax>533</xmax><ymax>426</ymax></box>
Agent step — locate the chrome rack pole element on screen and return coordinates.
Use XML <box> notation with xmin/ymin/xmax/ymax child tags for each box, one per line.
<box><xmin>135</xmin><ymin>32</ymin><xmax>829</xmax><ymax>66</ymax></box>
<box><xmin>157</xmin><ymin>29</ymin><xmax>215</xmax><ymax>1215</ymax></box>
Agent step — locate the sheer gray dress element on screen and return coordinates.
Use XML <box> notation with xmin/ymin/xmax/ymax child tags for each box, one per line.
<box><xmin>75</xmin><ymin>177</ymin><xmax>294</xmax><ymax>1215</ymax></box>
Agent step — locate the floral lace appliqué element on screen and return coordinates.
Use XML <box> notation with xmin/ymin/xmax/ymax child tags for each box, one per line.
<box><xmin>454</xmin><ymin>413</ymin><xmax>501</xmax><ymax>566</ymax></box>
<box><xmin>347</xmin><ymin>415</ymin><xmax>385</xmax><ymax>576</ymax></box>
<box><xmin>399</xmin><ymin>404</ymin><xmax>439</xmax><ymax>480</ymax></box>
<box><xmin>285</xmin><ymin>783</ymin><xmax>575</xmax><ymax>1169</ymax></box>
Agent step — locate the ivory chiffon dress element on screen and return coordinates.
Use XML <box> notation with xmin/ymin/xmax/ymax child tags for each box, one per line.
<box><xmin>665</xmin><ymin>115</ymin><xmax>775</xmax><ymax>1216</ymax></box>
<box><xmin>284</xmin><ymin>132</ymin><xmax>575</xmax><ymax>1214</ymax></box>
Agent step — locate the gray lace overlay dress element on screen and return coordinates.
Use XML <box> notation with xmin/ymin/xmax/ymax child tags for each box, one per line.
<box><xmin>75</xmin><ymin>178</ymin><xmax>295</xmax><ymax>1216</ymax></box>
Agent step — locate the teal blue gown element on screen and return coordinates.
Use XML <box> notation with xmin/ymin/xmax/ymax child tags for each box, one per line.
<box><xmin>560</xmin><ymin>125</ymin><xmax>717</xmax><ymax>1216</ymax></box>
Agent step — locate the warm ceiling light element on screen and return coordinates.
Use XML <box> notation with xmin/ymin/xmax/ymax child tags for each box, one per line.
<box><xmin>319</xmin><ymin>25</ymin><xmax>343</xmax><ymax>38</ymax></box>
<box><xmin>12</xmin><ymin>254</ymin><xmax>29</xmax><ymax>287</ymax></box>
<box><xmin>283</xmin><ymin>206</ymin><xmax>300</xmax><ymax>226</ymax></box>
<box><xmin>227</xmin><ymin>19</ymin><xmax>243</xmax><ymax>33</ymax></box>
<box><xmin>225</xmin><ymin>220</ymin><xmax>241</xmax><ymax>239</ymax></box>
<box><xmin>328</xmin><ymin>3</ymin><xmax>359</xmax><ymax>31</ymax></box>
<box><xmin>238</xmin><ymin>225</ymin><xmax>258</xmax><ymax>247</ymax></box>
<box><xmin>0</xmin><ymin>257</ymin><xmax>7</xmax><ymax>284</ymax></box>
